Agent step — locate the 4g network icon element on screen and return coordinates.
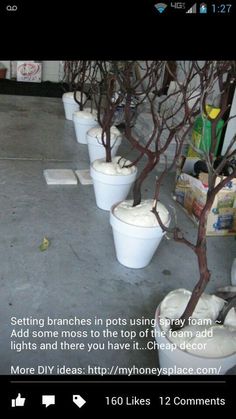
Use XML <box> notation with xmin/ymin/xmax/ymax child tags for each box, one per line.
<box><xmin>170</xmin><ymin>2</ymin><xmax>186</xmax><ymax>9</ymax></box>
<box><xmin>154</xmin><ymin>2</ymin><xmax>190</xmax><ymax>13</ymax></box>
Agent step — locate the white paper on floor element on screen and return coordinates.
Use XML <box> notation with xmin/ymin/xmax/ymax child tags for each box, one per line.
<box><xmin>43</xmin><ymin>169</ymin><xmax>78</xmax><ymax>185</ymax></box>
<box><xmin>75</xmin><ymin>169</ymin><xmax>93</xmax><ymax>185</ymax></box>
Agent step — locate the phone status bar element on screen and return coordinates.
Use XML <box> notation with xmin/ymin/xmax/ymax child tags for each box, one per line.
<box><xmin>153</xmin><ymin>2</ymin><xmax>234</xmax><ymax>15</ymax></box>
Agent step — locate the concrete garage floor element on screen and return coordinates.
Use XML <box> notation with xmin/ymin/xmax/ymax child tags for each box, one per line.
<box><xmin>0</xmin><ymin>94</ymin><xmax>235</xmax><ymax>375</ymax></box>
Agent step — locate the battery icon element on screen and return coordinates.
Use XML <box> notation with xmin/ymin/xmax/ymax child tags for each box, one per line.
<box><xmin>199</xmin><ymin>3</ymin><xmax>207</xmax><ymax>13</ymax></box>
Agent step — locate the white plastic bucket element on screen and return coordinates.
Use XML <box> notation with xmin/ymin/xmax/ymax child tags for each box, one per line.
<box><xmin>110</xmin><ymin>205</ymin><xmax>170</xmax><ymax>269</ymax></box>
<box><xmin>155</xmin><ymin>306</ymin><xmax>236</xmax><ymax>375</ymax></box>
<box><xmin>73</xmin><ymin>109</ymin><xmax>98</xmax><ymax>144</ymax></box>
<box><xmin>90</xmin><ymin>162</ymin><xmax>137</xmax><ymax>211</ymax></box>
<box><xmin>87</xmin><ymin>127</ymin><xmax>122</xmax><ymax>163</ymax></box>
<box><xmin>62</xmin><ymin>91</ymin><xmax>87</xmax><ymax>121</ymax></box>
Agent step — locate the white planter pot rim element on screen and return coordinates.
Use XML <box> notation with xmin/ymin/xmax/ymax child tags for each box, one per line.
<box><xmin>87</xmin><ymin>133</ymin><xmax>121</xmax><ymax>148</ymax></box>
<box><xmin>110</xmin><ymin>202</ymin><xmax>170</xmax><ymax>238</ymax></box>
<box><xmin>87</xmin><ymin>127</ymin><xmax>119</xmax><ymax>142</ymax></box>
<box><xmin>73</xmin><ymin>109</ymin><xmax>97</xmax><ymax>123</ymax></box>
<box><xmin>62</xmin><ymin>91</ymin><xmax>87</xmax><ymax>104</ymax></box>
<box><xmin>155</xmin><ymin>306</ymin><xmax>236</xmax><ymax>361</ymax></box>
<box><xmin>90</xmin><ymin>162</ymin><xmax>137</xmax><ymax>185</ymax></box>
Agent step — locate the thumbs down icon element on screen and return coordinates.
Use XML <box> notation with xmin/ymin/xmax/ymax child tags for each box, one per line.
<box><xmin>11</xmin><ymin>393</ymin><xmax>26</xmax><ymax>407</ymax></box>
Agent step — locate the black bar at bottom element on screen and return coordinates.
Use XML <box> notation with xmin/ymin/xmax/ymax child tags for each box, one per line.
<box><xmin>2</xmin><ymin>375</ymin><xmax>235</xmax><ymax>413</ymax></box>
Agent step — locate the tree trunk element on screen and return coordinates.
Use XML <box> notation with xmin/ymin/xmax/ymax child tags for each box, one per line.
<box><xmin>171</xmin><ymin>199</ymin><xmax>213</xmax><ymax>330</ymax></box>
<box><xmin>132</xmin><ymin>159</ymin><xmax>156</xmax><ymax>206</ymax></box>
<box><xmin>105</xmin><ymin>126</ymin><xmax>112</xmax><ymax>163</ymax></box>
<box><xmin>106</xmin><ymin>145</ymin><xmax>112</xmax><ymax>163</ymax></box>
<box><xmin>174</xmin><ymin>244</ymin><xmax>211</xmax><ymax>329</ymax></box>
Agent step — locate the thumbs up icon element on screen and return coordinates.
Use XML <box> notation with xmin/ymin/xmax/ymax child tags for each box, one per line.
<box><xmin>11</xmin><ymin>393</ymin><xmax>26</xmax><ymax>407</ymax></box>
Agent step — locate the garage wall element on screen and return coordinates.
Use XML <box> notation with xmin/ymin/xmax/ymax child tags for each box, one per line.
<box><xmin>42</xmin><ymin>61</ymin><xmax>61</xmax><ymax>82</ymax></box>
<box><xmin>0</xmin><ymin>61</ymin><xmax>61</xmax><ymax>82</ymax></box>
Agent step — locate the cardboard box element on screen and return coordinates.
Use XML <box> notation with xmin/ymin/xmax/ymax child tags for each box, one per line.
<box><xmin>174</xmin><ymin>160</ymin><xmax>236</xmax><ymax>236</ymax></box>
<box><xmin>17</xmin><ymin>61</ymin><xmax>42</xmax><ymax>83</ymax></box>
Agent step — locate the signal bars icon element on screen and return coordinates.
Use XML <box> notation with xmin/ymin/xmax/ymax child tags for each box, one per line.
<box><xmin>154</xmin><ymin>3</ymin><xmax>168</xmax><ymax>14</ymax></box>
<box><xmin>186</xmin><ymin>3</ymin><xmax>197</xmax><ymax>13</ymax></box>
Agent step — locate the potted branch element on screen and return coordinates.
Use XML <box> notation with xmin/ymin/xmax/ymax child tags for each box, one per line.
<box><xmin>110</xmin><ymin>61</ymin><xmax>202</xmax><ymax>268</ymax></box>
<box><xmin>72</xmin><ymin>61</ymin><xmax>100</xmax><ymax>144</ymax></box>
<box><xmin>151</xmin><ymin>61</ymin><xmax>236</xmax><ymax>374</ymax></box>
<box><xmin>86</xmin><ymin>62</ymin><xmax>122</xmax><ymax>160</ymax></box>
<box><xmin>61</xmin><ymin>60</ymin><xmax>89</xmax><ymax>121</ymax></box>
<box><xmin>89</xmin><ymin>61</ymin><xmax>141</xmax><ymax>211</ymax></box>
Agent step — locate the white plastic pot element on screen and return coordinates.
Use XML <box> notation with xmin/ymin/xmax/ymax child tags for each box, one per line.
<box><xmin>62</xmin><ymin>92</ymin><xmax>87</xmax><ymax>121</ymax></box>
<box><xmin>90</xmin><ymin>161</ymin><xmax>137</xmax><ymax>211</ymax></box>
<box><xmin>87</xmin><ymin>127</ymin><xmax>122</xmax><ymax>163</ymax></box>
<box><xmin>73</xmin><ymin>109</ymin><xmax>98</xmax><ymax>144</ymax></box>
<box><xmin>110</xmin><ymin>203</ymin><xmax>170</xmax><ymax>269</ymax></box>
<box><xmin>155</xmin><ymin>306</ymin><xmax>236</xmax><ymax>375</ymax></box>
